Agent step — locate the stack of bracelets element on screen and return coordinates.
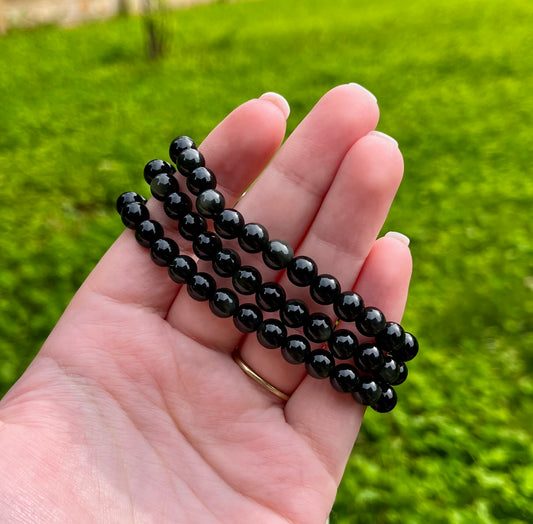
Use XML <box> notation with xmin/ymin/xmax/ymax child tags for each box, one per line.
<box><xmin>116</xmin><ymin>136</ymin><xmax>419</xmax><ymax>413</ymax></box>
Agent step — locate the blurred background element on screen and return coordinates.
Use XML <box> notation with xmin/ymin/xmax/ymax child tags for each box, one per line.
<box><xmin>0</xmin><ymin>0</ymin><xmax>531</xmax><ymax>522</ymax></box>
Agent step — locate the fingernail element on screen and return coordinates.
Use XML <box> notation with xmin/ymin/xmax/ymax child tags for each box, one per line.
<box><xmin>372</xmin><ymin>131</ymin><xmax>399</xmax><ymax>147</ymax></box>
<box><xmin>349</xmin><ymin>83</ymin><xmax>378</xmax><ymax>103</ymax></box>
<box><xmin>385</xmin><ymin>231</ymin><xmax>410</xmax><ymax>246</ymax></box>
<box><xmin>259</xmin><ymin>92</ymin><xmax>290</xmax><ymax>120</ymax></box>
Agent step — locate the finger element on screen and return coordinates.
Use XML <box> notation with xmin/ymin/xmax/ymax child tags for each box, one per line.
<box><xmin>238</xmin><ymin>131</ymin><xmax>403</xmax><ymax>395</ymax></box>
<box><xmin>79</xmin><ymin>95</ymin><xmax>288</xmax><ymax>315</ymax></box>
<box><xmin>168</xmin><ymin>84</ymin><xmax>380</xmax><ymax>348</ymax></box>
<box><xmin>285</xmin><ymin>234</ymin><xmax>413</xmax><ymax>483</ymax></box>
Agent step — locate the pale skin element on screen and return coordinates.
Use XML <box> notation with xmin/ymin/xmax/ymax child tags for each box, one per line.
<box><xmin>0</xmin><ymin>84</ymin><xmax>412</xmax><ymax>523</ymax></box>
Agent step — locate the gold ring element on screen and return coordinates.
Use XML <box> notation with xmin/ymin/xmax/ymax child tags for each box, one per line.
<box><xmin>232</xmin><ymin>350</ymin><xmax>290</xmax><ymax>402</ymax></box>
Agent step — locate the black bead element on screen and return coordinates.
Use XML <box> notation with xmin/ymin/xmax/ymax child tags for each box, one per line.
<box><xmin>144</xmin><ymin>159</ymin><xmax>174</xmax><ymax>185</ymax></box>
<box><xmin>378</xmin><ymin>355</ymin><xmax>401</xmax><ymax>384</ymax></box>
<box><xmin>233</xmin><ymin>303</ymin><xmax>263</xmax><ymax>333</ymax></box>
<box><xmin>310</xmin><ymin>274</ymin><xmax>341</xmax><ymax>305</ymax></box>
<box><xmin>238</xmin><ymin>223</ymin><xmax>269</xmax><ymax>253</ymax></box>
<box><xmin>354</xmin><ymin>343</ymin><xmax>385</xmax><ymax>372</ymax></box>
<box><xmin>168</xmin><ymin>255</ymin><xmax>197</xmax><ymax>284</ymax></box>
<box><xmin>352</xmin><ymin>378</ymin><xmax>382</xmax><ymax>406</ymax></box>
<box><xmin>281</xmin><ymin>335</ymin><xmax>310</xmax><ymax>365</ymax></box>
<box><xmin>375</xmin><ymin>322</ymin><xmax>405</xmax><ymax>352</ymax></box>
<box><xmin>209</xmin><ymin>288</ymin><xmax>239</xmax><ymax>318</ymax></box>
<box><xmin>305</xmin><ymin>349</ymin><xmax>335</xmax><ymax>379</ymax></box>
<box><xmin>192</xmin><ymin>232</ymin><xmax>222</xmax><ymax>261</ymax></box>
<box><xmin>150</xmin><ymin>237</ymin><xmax>179</xmax><ymax>266</ymax></box>
<box><xmin>356</xmin><ymin>307</ymin><xmax>387</xmax><ymax>337</ymax></box>
<box><xmin>187</xmin><ymin>167</ymin><xmax>217</xmax><ymax>195</ymax></box>
<box><xmin>391</xmin><ymin>361</ymin><xmax>408</xmax><ymax>386</ymax></box>
<box><xmin>371</xmin><ymin>384</ymin><xmax>397</xmax><ymax>413</ymax></box>
<box><xmin>150</xmin><ymin>173</ymin><xmax>179</xmax><ymax>201</ymax></box>
<box><xmin>169</xmin><ymin>136</ymin><xmax>196</xmax><ymax>164</ymax></box>
<box><xmin>257</xmin><ymin>319</ymin><xmax>287</xmax><ymax>349</ymax></box>
<box><xmin>333</xmin><ymin>291</ymin><xmax>364</xmax><ymax>322</ymax></box>
<box><xmin>178</xmin><ymin>213</ymin><xmax>207</xmax><ymax>241</ymax></box>
<box><xmin>232</xmin><ymin>266</ymin><xmax>262</xmax><ymax>295</ymax></box>
<box><xmin>116</xmin><ymin>191</ymin><xmax>147</xmax><ymax>214</ymax></box>
<box><xmin>135</xmin><ymin>219</ymin><xmax>164</xmax><ymax>248</ymax></box>
<box><xmin>287</xmin><ymin>256</ymin><xmax>318</xmax><ymax>287</ymax></box>
<box><xmin>196</xmin><ymin>189</ymin><xmax>225</xmax><ymax>218</ymax></box>
<box><xmin>393</xmin><ymin>332</ymin><xmax>419</xmax><ymax>362</ymax></box>
<box><xmin>212</xmin><ymin>248</ymin><xmax>241</xmax><ymax>277</ymax></box>
<box><xmin>262</xmin><ymin>240</ymin><xmax>294</xmax><ymax>270</ymax></box>
<box><xmin>121</xmin><ymin>201</ymin><xmax>149</xmax><ymax>229</ymax></box>
<box><xmin>256</xmin><ymin>282</ymin><xmax>286</xmax><ymax>312</ymax></box>
<box><xmin>213</xmin><ymin>209</ymin><xmax>244</xmax><ymax>239</ymax></box>
<box><xmin>303</xmin><ymin>312</ymin><xmax>333</xmax><ymax>343</ymax></box>
<box><xmin>280</xmin><ymin>299</ymin><xmax>309</xmax><ymax>328</ymax></box>
<box><xmin>330</xmin><ymin>364</ymin><xmax>361</xmax><ymax>393</ymax></box>
<box><xmin>164</xmin><ymin>192</ymin><xmax>192</xmax><ymax>220</ymax></box>
<box><xmin>187</xmin><ymin>272</ymin><xmax>216</xmax><ymax>301</ymax></box>
<box><xmin>328</xmin><ymin>329</ymin><xmax>358</xmax><ymax>359</ymax></box>
<box><xmin>177</xmin><ymin>148</ymin><xmax>205</xmax><ymax>176</ymax></box>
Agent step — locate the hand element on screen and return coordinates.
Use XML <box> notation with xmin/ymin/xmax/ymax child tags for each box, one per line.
<box><xmin>0</xmin><ymin>85</ymin><xmax>411</xmax><ymax>523</ymax></box>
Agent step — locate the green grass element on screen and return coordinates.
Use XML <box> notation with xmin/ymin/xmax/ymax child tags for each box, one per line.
<box><xmin>1</xmin><ymin>0</ymin><xmax>532</xmax><ymax>521</ymax></box>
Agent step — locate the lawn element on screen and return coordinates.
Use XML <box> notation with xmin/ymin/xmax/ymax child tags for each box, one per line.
<box><xmin>0</xmin><ymin>0</ymin><xmax>532</xmax><ymax>522</ymax></box>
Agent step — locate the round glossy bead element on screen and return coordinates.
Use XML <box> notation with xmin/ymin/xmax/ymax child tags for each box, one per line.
<box><xmin>176</xmin><ymin>148</ymin><xmax>205</xmax><ymax>176</ymax></box>
<box><xmin>257</xmin><ymin>319</ymin><xmax>286</xmax><ymax>349</ymax></box>
<box><xmin>356</xmin><ymin>307</ymin><xmax>387</xmax><ymax>337</ymax></box>
<box><xmin>378</xmin><ymin>355</ymin><xmax>401</xmax><ymax>383</ymax></box>
<box><xmin>212</xmin><ymin>248</ymin><xmax>241</xmax><ymax>277</ymax></box>
<box><xmin>168</xmin><ymin>255</ymin><xmax>197</xmax><ymax>284</ymax></box>
<box><xmin>310</xmin><ymin>274</ymin><xmax>341</xmax><ymax>305</ymax></box>
<box><xmin>328</xmin><ymin>329</ymin><xmax>358</xmax><ymax>359</ymax></box>
<box><xmin>186</xmin><ymin>167</ymin><xmax>216</xmax><ymax>195</ymax></box>
<box><xmin>232</xmin><ymin>266</ymin><xmax>262</xmax><ymax>295</ymax></box>
<box><xmin>256</xmin><ymin>282</ymin><xmax>286</xmax><ymax>312</ymax></box>
<box><xmin>187</xmin><ymin>272</ymin><xmax>216</xmax><ymax>301</ymax></box>
<box><xmin>178</xmin><ymin>213</ymin><xmax>207</xmax><ymax>241</ymax></box>
<box><xmin>393</xmin><ymin>332</ymin><xmax>419</xmax><ymax>362</ymax></box>
<box><xmin>213</xmin><ymin>209</ymin><xmax>244</xmax><ymax>239</ymax></box>
<box><xmin>209</xmin><ymin>288</ymin><xmax>239</xmax><ymax>318</ymax></box>
<box><xmin>144</xmin><ymin>159</ymin><xmax>174</xmax><ymax>184</ymax></box>
<box><xmin>121</xmin><ymin>201</ymin><xmax>149</xmax><ymax>229</ymax></box>
<box><xmin>333</xmin><ymin>291</ymin><xmax>364</xmax><ymax>322</ymax></box>
<box><xmin>281</xmin><ymin>335</ymin><xmax>310</xmax><ymax>365</ymax></box>
<box><xmin>150</xmin><ymin>173</ymin><xmax>179</xmax><ymax>201</ymax></box>
<box><xmin>287</xmin><ymin>256</ymin><xmax>318</xmax><ymax>287</ymax></box>
<box><xmin>196</xmin><ymin>189</ymin><xmax>225</xmax><ymax>218</ymax></box>
<box><xmin>238</xmin><ymin>223</ymin><xmax>269</xmax><ymax>253</ymax></box>
<box><xmin>233</xmin><ymin>303</ymin><xmax>263</xmax><ymax>333</ymax></box>
<box><xmin>150</xmin><ymin>237</ymin><xmax>179</xmax><ymax>266</ymax></box>
<box><xmin>135</xmin><ymin>219</ymin><xmax>164</xmax><ymax>248</ymax></box>
<box><xmin>280</xmin><ymin>299</ymin><xmax>309</xmax><ymax>328</ymax></box>
<box><xmin>371</xmin><ymin>384</ymin><xmax>397</xmax><ymax>413</ymax></box>
<box><xmin>375</xmin><ymin>322</ymin><xmax>405</xmax><ymax>352</ymax></box>
<box><xmin>164</xmin><ymin>192</ymin><xmax>192</xmax><ymax>219</ymax></box>
<box><xmin>169</xmin><ymin>136</ymin><xmax>196</xmax><ymax>163</ymax></box>
<box><xmin>116</xmin><ymin>191</ymin><xmax>146</xmax><ymax>214</ymax></box>
<box><xmin>303</xmin><ymin>313</ymin><xmax>333</xmax><ymax>343</ymax></box>
<box><xmin>354</xmin><ymin>343</ymin><xmax>385</xmax><ymax>372</ymax></box>
<box><xmin>192</xmin><ymin>232</ymin><xmax>222</xmax><ymax>261</ymax></box>
<box><xmin>391</xmin><ymin>361</ymin><xmax>408</xmax><ymax>385</ymax></box>
<box><xmin>352</xmin><ymin>378</ymin><xmax>382</xmax><ymax>406</ymax></box>
<box><xmin>262</xmin><ymin>240</ymin><xmax>294</xmax><ymax>270</ymax></box>
<box><xmin>330</xmin><ymin>364</ymin><xmax>361</xmax><ymax>393</ymax></box>
<box><xmin>305</xmin><ymin>349</ymin><xmax>335</xmax><ymax>379</ymax></box>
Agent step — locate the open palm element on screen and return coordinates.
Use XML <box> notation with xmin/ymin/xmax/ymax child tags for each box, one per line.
<box><xmin>0</xmin><ymin>85</ymin><xmax>411</xmax><ymax>523</ymax></box>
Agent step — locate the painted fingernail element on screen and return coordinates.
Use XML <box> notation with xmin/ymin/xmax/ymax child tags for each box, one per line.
<box><xmin>259</xmin><ymin>92</ymin><xmax>290</xmax><ymax>120</ymax></box>
<box><xmin>349</xmin><ymin>83</ymin><xmax>378</xmax><ymax>103</ymax></box>
<box><xmin>372</xmin><ymin>131</ymin><xmax>399</xmax><ymax>147</ymax></box>
<box><xmin>385</xmin><ymin>231</ymin><xmax>410</xmax><ymax>246</ymax></box>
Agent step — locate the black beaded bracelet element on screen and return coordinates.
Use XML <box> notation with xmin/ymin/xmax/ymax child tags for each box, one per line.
<box><xmin>117</xmin><ymin>136</ymin><xmax>419</xmax><ymax>413</ymax></box>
